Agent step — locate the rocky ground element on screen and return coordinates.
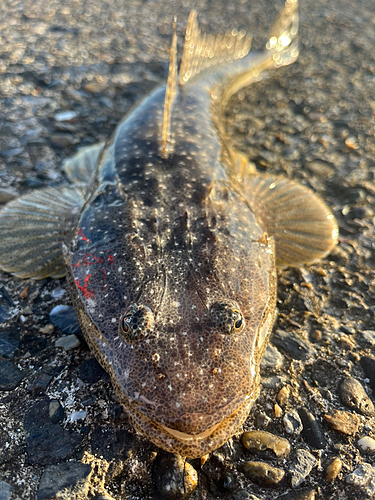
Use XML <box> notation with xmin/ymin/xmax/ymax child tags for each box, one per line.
<box><xmin>0</xmin><ymin>0</ymin><xmax>374</xmax><ymax>499</ymax></box>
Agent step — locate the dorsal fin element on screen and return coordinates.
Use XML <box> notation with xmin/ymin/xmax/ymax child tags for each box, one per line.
<box><xmin>179</xmin><ymin>11</ymin><xmax>252</xmax><ymax>85</ymax></box>
<box><xmin>160</xmin><ymin>18</ymin><xmax>178</xmax><ymax>158</ymax></box>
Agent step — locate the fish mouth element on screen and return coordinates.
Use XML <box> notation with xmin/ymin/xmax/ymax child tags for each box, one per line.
<box><xmin>124</xmin><ymin>381</ymin><xmax>260</xmax><ymax>458</ymax></box>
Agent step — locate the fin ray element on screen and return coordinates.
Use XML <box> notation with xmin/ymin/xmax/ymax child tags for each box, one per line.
<box><xmin>243</xmin><ymin>173</ymin><xmax>338</xmax><ymax>267</ymax></box>
<box><xmin>63</xmin><ymin>142</ymin><xmax>105</xmax><ymax>184</ymax></box>
<box><xmin>0</xmin><ymin>187</ymin><xmax>86</xmax><ymax>279</ymax></box>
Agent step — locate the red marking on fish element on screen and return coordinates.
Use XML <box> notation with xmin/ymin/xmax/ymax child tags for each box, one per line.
<box><xmin>108</xmin><ymin>254</ymin><xmax>115</xmax><ymax>265</ymax></box>
<box><xmin>78</xmin><ymin>227</ymin><xmax>90</xmax><ymax>243</ymax></box>
<box><xmin>72</xmin><ymin>253</ymin><xmax>103</xmax><ymax>268</ymax></box>
<box><xmin>75</xmin><ymin>275</ymin><xmax>94</xmax><ymax>299</ymax></box>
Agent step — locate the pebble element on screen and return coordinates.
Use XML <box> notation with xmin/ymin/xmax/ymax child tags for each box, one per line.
<box><xmin>0</xmin><ymin>328</ymin><xmax>20</xmax><ymax>358</ymax></box>
<box><xmin>0</xmin><ymin>480</ymin><xmax>11</xmax><ymax>500</ymax></box>
<box><xmin>274</xmin><ymin>403</ymin><xmax>283</xmax><ymax>418</ymax></box>
<box><xmin>277</xmin><ymin>386</ymin><xmax>290</xmax><ymax>406</ymax></box>
<box><xmin>49</xmin><ymin>305</ymin><xmax>81</xmax><ymax>334</ymax></box>
<box><xmin>242</xmin><ymin>461</ymin><xmax>284</xmax><ymax>486</ymax></box>
<box><xmin>289</xmin><ymin>449</ymin><xmax>317</xmax><ymax>488</ymax></box>
<box><xmin>0</xmin><ymin>360</ymin><xmax>24</xmax><ymax>390</ymax></box>
<box><xmin>51</xmin><ymin>288</ymin><xmax>66</xmax><ymax>299</ymax></box>
<box><xmin>49</xmin><ymin>401</ymin><xmax>64</xmax><ymax>423</ymax></box>
<box><xmin>84</xmin><ymin>82</ymin><xmax>108</xmax><ymax>93</ymax></box>
<box><xmin>298</xmin><ymin>408</ymin><xmax>326</xmax><ymax>449</ymax></box>
<box><xmin>277</xmin><ymin>489</ymin><xmax>316</xmax><ymax>500</ymax></box>
<box><xmin>360</xmin><ymin>356</ymin><xmax>375</xmax><ymax>392</ymax></box>
<box><xmin>346</xmin><ymin>463</ymin><xmax>375</xmax><ymax>497</ymax></box>
<box><xmin>27</xmin><ymin>373</ymin><xmax>53</xmax><ymax>394</ymax></box>
<box><xmin>233</xmin><ymin>492</ymin><xmax>261</xmax><ymax>500</ymax></box>
<box><xmin>260</xmin><ymin>344</ymin><xmax>284</xmax><ymax>370</ymax></box>
<box><xmin>283</xmin><ymin>410</ymin><xmax>303</xmax><ymax>435</ymax></box>
<box><xmin>325</xmin><ymin>457</ymin><xmax>342</xmax><ymax>482</ymax></box>
<box><xmin>36</xmin><ymin>462</ymin><xmax>92</xmax><ymax>500</ymax></box>
<box><xmin>0</xmin><ymin>188</ymin><xmax>17</xmax><ymax>204</ymax></box>
<box><xmin>24</xmin><ymin>399</ymin><xmax>82</xmax><ymax>465</ymax></box>
<box><xmin>272</xmin><ymin>329</ymin><xmax>317</xmax><ymax>361</ymax></box>
<box><xmin>242</xmin><ymin>430</ymin><xmax>291</xmax><ymax>457</ymax></box>
<box><xmin>69</xmin><ymin>410</ymin><xmax>87</xmax><ymax>422</ymax></box>
<box><xmin>357</xmin><ymin>436</ymin><xmax>375</xmax><ymax>454</ymax></box>
<box><xmin>54</xmin><ymin>111</ymin><xmax>78</xmax><ymax>122</ymax></box>
<box><xmin>153</xmin><ymin>454</ymin><xmax>197</xmax><ymax>499</ymax></box>
<box><xmin>324</xmin><ymin>410</ymin><xmax>359</xmax><ymax>436</ymax></box>
<box><xmin>362</xmin><ymin>330</ymin><xmax>375</xmax><ymax>345</ymax></box>
<box><xmin>39</xmin><ymin>324</ymin><xmax>55</xmax><ymax>335</ymax></box>
<box><xmin>0</xmin><ymin>306</ymin><xmax>9</xmax><ymax>324</ymax></box>
<box><xmin>55</xmin><ymin>334</ymin><xmax>80</xmax><ymax>351</ymax></box>
<box><xmin>78</xmin><ymin>358</ymin><xmax>107</xmax><ymax>384</ymax></box>
<box><xmin>50</xmin><ymin>134</ymin><xmax>75</xmax><ymax>147</ymax></box>
<box><xmin>339</xmin><ymin>377</ymin><xmax>375</xmax><ymax>416</ymax></box>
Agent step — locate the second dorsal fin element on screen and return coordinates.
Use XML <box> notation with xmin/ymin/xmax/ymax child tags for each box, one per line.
<box><xmin>179</xmin><ymin>11</ymin><xmax>252</xmax><ymax>85</ymax></box>
<box><xmin>160</xmin><ymin>18</ymin><xmax>178</xmax><ymax>158</ymax></box>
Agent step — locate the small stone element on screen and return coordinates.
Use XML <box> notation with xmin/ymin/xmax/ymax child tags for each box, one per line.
<box><xmin>283</xmin><ymin>410</ymin><xmax>303</xmax><ymax>435</ymax></box>
<box><xmin>233</xmin><ymin>492</ymin><xmax>261</xmax><ymax>500</ymax></box>
<box><xmin>84</xmin><ymin>82</ymin><xmax>108</xmax><ymax>93</ymax></box>
<box><xmin>277</xmin><ymin>386</ymin><xmax>290</xmax><ymax>406</ymax></box>
<box><xmin>49</xmin><ymin>305</ymin><xmax>81</xmax><ymax>334</ymax></box>
<box><xmin>241</xmin><ymin>430</ymin><xmax>290</xmax><ymax>457</ymax></box>
<box><xmin>55</xmin><ymin>334</ymin><xmax>80</xmax><ymax>351</ymax></box>
<box><xmin>277</xmin><ymin>489</ymin><xmax>316</xmax><ymax>500</ymax></box>
<box><xmin>298</xmin><ymin>408</ymin><xmax>326</xmax><ymax>449</ymax></box>
<box><xmin>0</xmin><ymin>188</ymin><xmax>18</xmax><ymax>204</ymax></box>
<box><xmin>362</xmin><ymin>330</ymin><xmax>375</xmax><ymax>345</ymax></box>
<box><xmin>274</xmin><ymin>403</ymin><xmax>283</xmax><ymax>418</ymax></box>
<box><xmin>255</xmin><ymin>412</ymin><xmax>271</xmax><ymax>428</ymax></box>
<box><xmin>49</xmin><ymin>401</ymin><xmax>64</xmax><ymax>423</ymax></box>
<box><xmin>50</xmin><ymin>134</ymin><xmax>75</xmax><ymax>147</ymax></box>
<box><xmin>22</xmin><ymin>306</ymin><xmax>33</xmax><ymax>315</ymax></box>
<box><xmin>28</xmin><ymin>373</ymin><xmax>53</xmax><ymax>394</ymax></box>
<box><xmin>260</xmin><ymin>344</ymin><xmax>284</xmax><ymax>370</ymax></box>
<box><xmin>346</xmin><ymin>463</ymin><xmax>375</xmax><ymax>497</ymax></box>
<box><xmin>357</xmin><ymin>436</ymin><xmax>375</xmax><ymax>454</ymax></box>
<box><xmin>0</xmin><ymin>148</ymin><xmax>23</xmax><ymax>158</ymax></box>
<box><xmin>54</xmin><ymin>111</ymin><xmax>78</xmax><ymax>122</ymax></box>
<box><xmin>325</xmin><ymin>457</ymin><xmax>342</xmax><ymax>482</ymax></box>
<box><xmin>0</xmin><ymin>328</ymin><xmax>20</xmax><ymax>358</ymax></box>
<box><xmin>39</xmin><ymin>324</ymin><xmax>55</xmax><ymax>335</ymax></box>
<box><xmin>289</xmin><ymin>449</ymin><xmax>317</xmax><ymax>488</ymax></box>
<box><xmin>153</xmin><ymin>454</ymin><xmax>197</xmax><ymax>499</ymax></box>
<box><xmin>242</xmin><ymin>461</ymin><xmax>284</xmax><ymax>486</ymax></box>
<box><xmin>19</xmin><ymin>285</ymin><xmax>30</xmax><ymax>298</ymax></box>
<box><xmin>0</xmin><ymin>480</ymin><xmax>11</xmax><ymax>500</ymax></box>
<box><xmin>51</xmin><ymin>288</ymin><xmax>66</xmax><ymax>299</ymax></box>
<box><xmin>70</xmin><ymin>410</ymin><xmax>87</xmax><ymax>422</ymax></box>
<box><xmin>361</xmin><ymin>356</ymin><xmax>375</xmax><ymax>392</ymax></box>
<box><xmin>0</xmin><ymin>359</ymin><xmax>24</xmax><ymax>390</ymax></box>
<box><xmin>324</xmin><ymin>410</ymin><xmax>359</xmax><ymax>435</ymax></box>
<box><xmin>272</xmin><ymin>329</ymin><xmax>316</xmax><ymax>361</ymax></box>
<box><xmin>78</xmin><ymin>358</ymin><xmax>107</xmax><ymax>384</ymax></box>
<box><xmin>37</xmin><ymin>462</ymin><xmax>92</xmax><ymax>500</ymax></box>
<box><xmin>339</xmin><ymin>377</ymin><xmax>375</xmax><ymax>416</ymax></box>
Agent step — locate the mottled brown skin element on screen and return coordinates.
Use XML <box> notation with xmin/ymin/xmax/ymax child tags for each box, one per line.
<box><xmin>65</xmin><ymin>83</ymin><xmax>277</xmax><ymax>457</ymax></box>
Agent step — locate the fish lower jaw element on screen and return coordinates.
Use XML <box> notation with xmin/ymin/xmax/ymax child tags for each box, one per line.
<box><xmin>125</xmin><ymin>387</ymin><xmax>260</xmax><ymax>458</ymax></box>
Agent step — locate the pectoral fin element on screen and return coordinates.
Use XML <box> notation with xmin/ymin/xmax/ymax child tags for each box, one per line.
<box><xmin>243</xmin><ymin>173</ymin><xmax>338</xmax><ymax>267</ymax></box>
<box><xmin>0</xmin><ymin>187</ymin><xmax>85</xmax><ymax>279</ymax></box>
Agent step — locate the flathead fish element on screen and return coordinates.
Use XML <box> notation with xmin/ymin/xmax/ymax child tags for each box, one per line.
<box><xmin>0</xmin><ymin>0</ymin><xmax>338</xmax><ymax>458</ymax></box>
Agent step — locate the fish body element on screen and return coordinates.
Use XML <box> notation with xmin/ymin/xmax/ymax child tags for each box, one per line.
<box><xmin>0</xmin><ymin>0</ymin><xmax>338</xmax><ymax>458</ymax></box>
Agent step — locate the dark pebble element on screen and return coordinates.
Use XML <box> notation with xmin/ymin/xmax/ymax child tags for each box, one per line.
<box><xmin>27</xmin><ymin>373</ymin><xmax>53</xmax><ymax>394</ymax></box>
<box><xmin>50</xmin><ymin>134</ymin><xmax>75</xmax><ymax>147</ymax></box>
<box><xmin>49</xmin><ymin>401</ymin><xmax>65</xmax><ymax>424</ymax></box>
<box><xmin>272</xmin><ymin>330</ymin><xmax>316</xmax><ymax>361</ymax></box>
<box><xmin>289</xmin><ymin>450</ymin><xmax>317</xmax><ymax>488</ymax></box>
<box><xmin>283</xmin><ymin>410</ymin><xmax>303</xmax><ymax>435</ymax></box>
<box><xmin>49</xmin><ymin>305</ymin><xmax>81</xmax><ymax>334</ymax></box>
<box><xmin>0</xmin><ymin>148</ymin><xmax>23</xmax><ymax>158</ymax></box>
<box><xmin>78</xmin><ymin>358</ymin><xmax>108</xmax><ymax>384</ymax></box>
<box><xmin>24</xmin><ymin>399</ymin><xmax>81</xmax><ymax>465</ymax></box>
<box><xmin>90</xmin><ymin>426</ymin><xmax>133</xmax><ymax>461</ymax></box>
<box><xmin>0</xmin><ymin>360</ymin><xmax>24</xmax><ymax>390</ymax></box>
<box><xmin>0</xmin><ymin>480</ymin><xmax>11</xmax><ymax>500</ymax></box>
<box><xmin>0</xmin><ymin>328</ymin><xmax>20</xmax><ymax>358</ymax></box>
<box><xmin>339</xmin><ymin>377</ymin><xmax>375</xmax><ymax>416</ymax></box>
<box><xmin>360</xmin><ymin>356</ymin><xmax>375</xmax><ymax>392</ymax></box>
<box><xmin>153</xmin><ymin>453</ymin><xmax>197</xmax><ymax>499</ymax></box>
<box><xmin>298</xmin><ymin>408</ymin><xmax>326</xmax><ymax>449</ymax></box>
<box><xmin>22</xmin><ymin>177</ymin><xmax>44</xmax><ymax>189</ymax></box>
<box><xmin>37</xmin><ymin>462</ymin><xmax>92</xmax><ymax>500</ymax></box>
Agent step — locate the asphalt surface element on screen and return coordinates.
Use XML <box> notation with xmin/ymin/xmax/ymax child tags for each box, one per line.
<box><xmin>0</xmin><ymin>0</ymin><xmax>374</xmax><ymax>499</ymax></box>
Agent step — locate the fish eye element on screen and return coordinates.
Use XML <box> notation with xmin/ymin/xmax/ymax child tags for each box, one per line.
<box><xmin>119</xmin><ymin>303</ymin><xmax>154</xmax><ymax>343</ymax></box>
<box><xmin>210</xmin><ymin>300</ymin><xmax>245</xmax><ymax>335</ymax></box>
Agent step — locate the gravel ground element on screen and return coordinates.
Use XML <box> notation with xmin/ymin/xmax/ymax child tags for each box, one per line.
<box><xmin>0</xmin><ymin>0</ymin><xmax>374</xmax><ymax>499</ymax></box>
